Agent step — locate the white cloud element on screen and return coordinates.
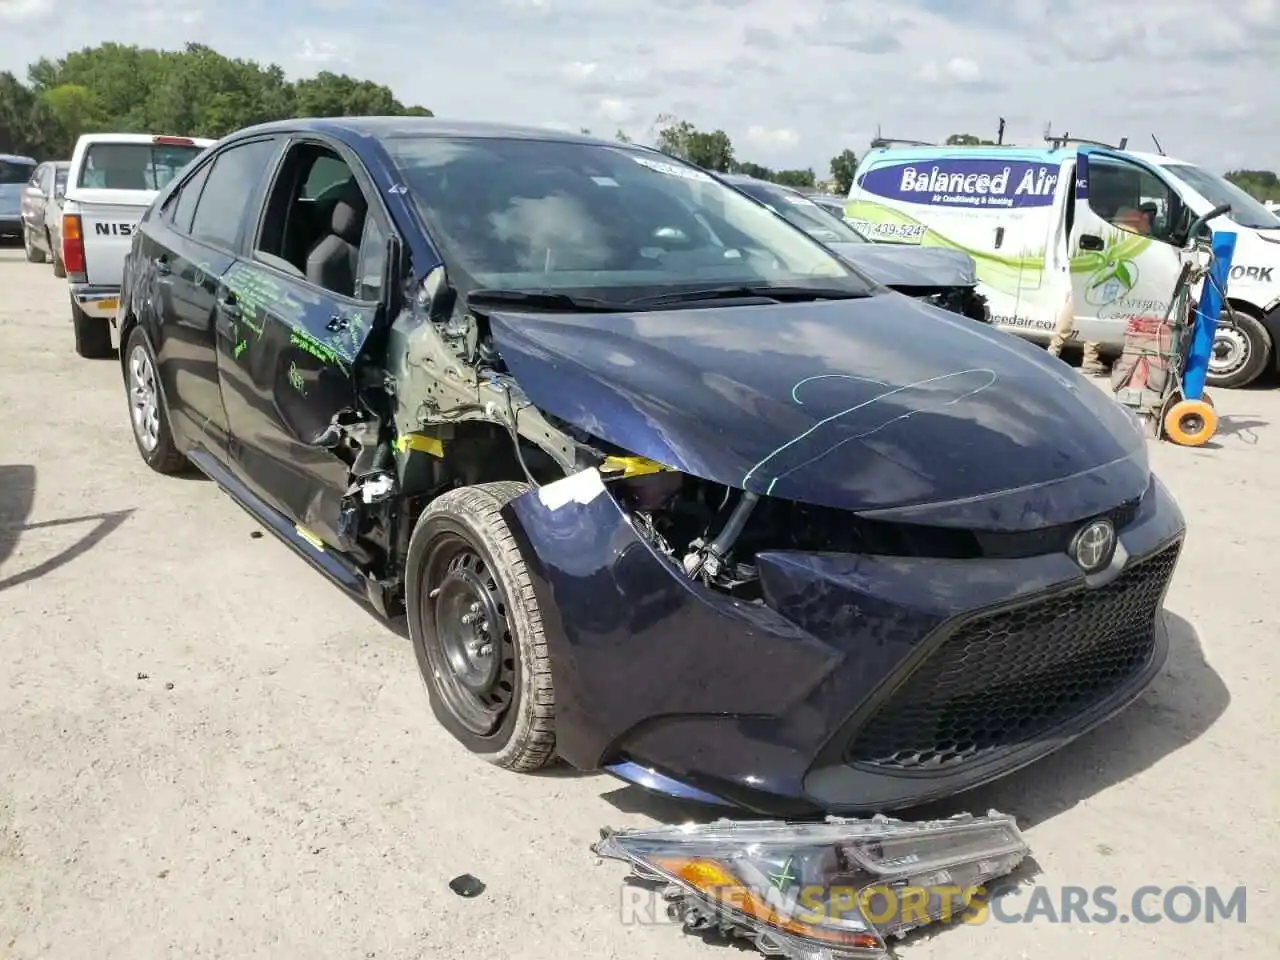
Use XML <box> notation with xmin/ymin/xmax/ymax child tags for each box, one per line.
<box><xmin>0</xmin><ymin>0</ymin><xmax>54</xmax><ymax>22</ymax></box>
<box><xmin>0</xmin><ymin>0</ymin><xmax>1276</xmax><ymax>173</ymax></box>
<box><xmin>745</xmin><ymin>125</ymin><xmax>799</xmax><ymax>148</ymax></box>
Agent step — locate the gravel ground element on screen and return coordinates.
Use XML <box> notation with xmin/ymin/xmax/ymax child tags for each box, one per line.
<box><xmin>1</xmin><ymin>244</ymin><xmax>1276</xmax><ymax>960</ymax></box>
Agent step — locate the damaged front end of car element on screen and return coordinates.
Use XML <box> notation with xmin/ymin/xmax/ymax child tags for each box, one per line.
<box><xmin>373</xmin><ymin>265</ymin><xmax>1185</xmax><ymax>818</ymax></box>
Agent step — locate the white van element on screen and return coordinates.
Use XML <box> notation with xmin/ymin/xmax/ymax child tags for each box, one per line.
<box><xmin>62</xmin><ymin>133</ymin><xmax>214</xmax><ymax>357</ymax></box>
<box><xmin>847</xmin><ymin>142</ymin><xmax>1280</xmax><ymax>388</ymax></box>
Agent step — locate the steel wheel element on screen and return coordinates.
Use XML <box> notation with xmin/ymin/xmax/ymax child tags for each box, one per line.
<box><xmin>1209</xmin><ymin>324</ymin><xmax>1250</xmax><ymax>380</ymax></box>
<box><xmin>128</xmin><ymin>343</ymin><xmax>161</xmax><ymax>452</ymax></box>
<box><xmin>422</xmin><ymin>535</ymin><xmax>517</xmax><ymax>736</ymax></box>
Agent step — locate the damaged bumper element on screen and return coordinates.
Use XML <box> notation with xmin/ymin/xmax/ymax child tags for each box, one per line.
<box><xmin>504</xmin><ymin>473</ymin><xmax>1184</xmax><ymax>816</ymax></box>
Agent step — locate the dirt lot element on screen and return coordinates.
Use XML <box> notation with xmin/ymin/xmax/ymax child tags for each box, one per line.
<box><xmin>1</xmin><ymin>245</ymin><xmax>1276</xmax><ymax>960</ymax></box>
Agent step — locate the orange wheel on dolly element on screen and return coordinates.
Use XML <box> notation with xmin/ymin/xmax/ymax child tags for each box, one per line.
<box><xmin>1163</xmin><ymin>398</ymin><xmax>1218</xmax><ymax>446</ymax></box>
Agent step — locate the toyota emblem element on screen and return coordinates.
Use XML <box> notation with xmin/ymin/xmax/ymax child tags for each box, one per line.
<box><xmin>1070</xmin><ymin>519</ymin><xmax>1116</xmax><ymax>573</ymax></box>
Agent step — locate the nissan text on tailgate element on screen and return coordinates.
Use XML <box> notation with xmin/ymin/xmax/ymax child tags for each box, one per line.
<box><xmin>63</xmin><ymin>134</ymin><xmax>214</xmax><ymax>357</ymax></box>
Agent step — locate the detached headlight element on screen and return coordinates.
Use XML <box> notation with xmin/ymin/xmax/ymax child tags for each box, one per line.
<box><xmin>595</xmin><ymin>811</ymin><xmax>1028</xmax><ymax>960</ymax></box>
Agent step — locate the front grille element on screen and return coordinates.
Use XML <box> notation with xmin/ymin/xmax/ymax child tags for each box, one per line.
<box><xmin>844</xmin><ymin>541</ymin><xmax>1181</xmax><ymax>772</ymax></box>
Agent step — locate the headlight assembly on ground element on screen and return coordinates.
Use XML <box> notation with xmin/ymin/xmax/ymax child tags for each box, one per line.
<box><xmin>594</xmin><ymin>811</ymin><xmax>1029</xmax><ymax>959</ymax></box>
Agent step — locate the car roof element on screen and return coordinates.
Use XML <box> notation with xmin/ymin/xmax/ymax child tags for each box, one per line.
<box><xmin>0</xmin><ymin>153</ymin><xmax>37</xmax><ymax>164</ymax></box>
<box><xmin>230</xmin><ymin>116</ymin><xmax>634</xmax><ymax>148</ymax></box>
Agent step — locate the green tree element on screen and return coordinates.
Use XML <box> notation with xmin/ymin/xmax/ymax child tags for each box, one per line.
<box><xmin>38</xmin><ymin>84</ymin><xmax>107</xmax><ymax>145</ymax></box>
<box><xmin>946</xmin><ymin>133</ymin><xmax>995</xmax><ymax>146</ymax></box>
<box><xmin>654</xmin><ymin>116</ymin><xmax>735</xmax><ymax>171</ymax></box>
<box><xmin>1224</xmin><ymin>169</ymin><xmax>1280</xmax><ymax>203</ymax></box>
<box><xmin>772</xmin><ymin>168</ymin><xmax>816</xmax><ymax>189</ymax></box>
<box><xmin>829</xmin><ymin>148</ymin><xmax>858</xmax><ymax>195</ymax></box>
<box><xmin>4</xmin><ymin>42</ymin><xmax>433</xmax><ymax>157</ymax></box>
<box><xmin>733</xmin><ymin>160</ymin><xmax>774</xmax><ymax>180</ymax></box>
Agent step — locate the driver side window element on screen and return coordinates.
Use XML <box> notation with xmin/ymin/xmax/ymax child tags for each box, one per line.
<box><xmin>1087</xmin><ymin>156</ymin><xmax>1180</xmax><ymax>245</ymax></box>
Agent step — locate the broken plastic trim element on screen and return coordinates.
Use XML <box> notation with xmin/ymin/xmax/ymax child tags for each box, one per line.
<box><xmin>594</xmin><ymin>811</ymin><xmax>1028</xmax><ymax>960</ymax></box>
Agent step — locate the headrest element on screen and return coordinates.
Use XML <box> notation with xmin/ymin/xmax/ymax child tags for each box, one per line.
<box><xmin>331</xmin><ymin>197</ymin><xmax>366</xmax><ymax>244</ymax></box>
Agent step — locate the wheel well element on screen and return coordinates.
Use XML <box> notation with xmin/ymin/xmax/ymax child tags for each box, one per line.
<box><xmin>117</xmin><ymin>311</ymin><xmax>139</xmax><ymax>376</ymax></box>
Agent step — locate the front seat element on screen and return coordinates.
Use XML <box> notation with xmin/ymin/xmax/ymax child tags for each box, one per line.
<box><xmin>304</xmin><ymin>184</ymin><xmax>367</xmax><ymax>297</ymax></box>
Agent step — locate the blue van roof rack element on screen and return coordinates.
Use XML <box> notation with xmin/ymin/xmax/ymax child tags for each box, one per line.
<box><xmin>1044</xmin><ymin>133</ymin><xmax>1129</xmax><ymax>150</ymax></box>
<box><xmin>869</xmin><ymin>136</ymin><xmax>937</xmax><ymax>149</ymax></box>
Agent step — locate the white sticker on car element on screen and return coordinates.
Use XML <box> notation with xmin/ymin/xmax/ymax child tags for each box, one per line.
<box><xmin>537</xmin><ymin>467</ymin><xmax>606</xmax><ymax>510</ymax></box>
<box><xmin>631</xmin><ymin>156</ymin><xmax>713</xmax><ymax>182</ymax></box>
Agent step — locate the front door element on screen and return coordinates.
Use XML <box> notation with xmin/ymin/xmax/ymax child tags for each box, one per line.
<box><xmin>215</xmin><ymin>137</ymin><xmax>386</xmax><ymax>549</ymax></box>
<box><xmin>1070</xmin><ymin>149</ymin><xmax>1187</xmax><ymax>347</ymax></box>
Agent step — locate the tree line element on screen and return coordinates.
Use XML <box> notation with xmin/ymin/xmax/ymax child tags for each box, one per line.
<box><xmin>2</xmin><ymin>42</ymin><xmax>1274</xmax><ymax>204</ymax></box>
<box><xmin>0</xmin><ymin>42</ymin><xmax>432</xmax><ymax>159</ymax></box>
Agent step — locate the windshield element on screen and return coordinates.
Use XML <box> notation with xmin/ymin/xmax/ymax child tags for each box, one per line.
<box><xmin>0</xmin><ymin>159</ymin><xmax>36</xmax><ymax>185</ymax></box>
<box><xmin>77</xmin><ymin>142</ymin><xmax>204</xmax><ymax>191</ymax></box>
<box><xmin>385</xmin><ymin>136</ymin><xmax>869</xmax><ymax>296</ymax></box>
<box><xmin>1161</xmin><ymin>163</ymin><xmax>1280</xmax><ymax>230</ymax></box>
<box><xmin>733</xmin><ymin>181</ymin><xmax>868</xmax><ymax>244</ymax></box>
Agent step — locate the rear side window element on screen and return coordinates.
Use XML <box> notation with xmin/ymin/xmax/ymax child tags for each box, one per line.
<box><xmin>189</xmin><ymin>139</ymin><xmax>279</xmax><ymax>250</ymax></box>
<box><xmin>171</xmin><ymin>163</ymin><xmax>213</xmax><ymax>234</ymax></box>
<box><xmin>77</xmin><ymin>142</ymin><xmax>205</xmax><ymax>190</ymax></box>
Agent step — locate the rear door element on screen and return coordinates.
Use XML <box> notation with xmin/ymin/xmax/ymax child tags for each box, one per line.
<box><xmin>215</xmin><ymin>136</ymin><xmax>386</xmax><ymax>548</ymax></box>
<box><xmin>133</xmin><ymin>137</ymin><xmax>283</xmax><ymax>456</ymax></box>
<box><xmin>1070</xmin><ymin>149</ymin><xmax>1187</xmax><ymax>347</ymax></box>
<box><xmin>21</xmin><ymin>164</ymin><xmax>48</xmax><ymax>234</ymax></box>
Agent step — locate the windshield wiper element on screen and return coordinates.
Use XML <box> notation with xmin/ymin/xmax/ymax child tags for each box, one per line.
<box><xmin>627</xmin><ymin>284</ymin><xmax>873</xmax><ymax>307</ymax></box>
<box><xmin>465</xmin><ymin>288</ymin><xmax>624</xmax><ymax>312</ymax></box>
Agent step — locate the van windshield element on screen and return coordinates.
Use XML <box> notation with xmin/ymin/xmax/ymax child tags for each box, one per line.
<box><xmin>1161</xmin><ymin>163</ymin><xmax>1280</xmax><ymax>231</ymax></box>
<box><xmin>77</xmin><ymin>142</ymin><xmax>204</xmax><ymax>191</ymax></box>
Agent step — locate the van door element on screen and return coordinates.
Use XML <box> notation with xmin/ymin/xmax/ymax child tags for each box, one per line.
<box><xmin>1070</xmin><ymin>149</ymin><xmax>1186</xmax><ymax>348</ymax></box>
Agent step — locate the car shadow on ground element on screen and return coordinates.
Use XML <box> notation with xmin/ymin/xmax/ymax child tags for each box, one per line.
<box><xmin>595</xmin><ymin>611</ymin><xmax>1227</xmax><ymax>830</ymax></box>
<box><xmin>0</xmin><ymin>463</ymin><xmax>136</xmax><ymax>592</ymax></box>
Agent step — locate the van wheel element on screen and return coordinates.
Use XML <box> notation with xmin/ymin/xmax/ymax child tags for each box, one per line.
<box><xmin>49</xmin><ymin>230</ymin><xmax>65</xmax><ymax>277</ymax></box>
<box><xmin>1206</xmin><ymin>309</ymin><xmax>1271</xmax><ymax>389</ymax></box>
<box><xmin>72</xmin><ymin>299</ymin><xmax>113</xmax><ymax>359</ymax></box>
<box><xmin>23</xmin><ymin>225</ymin><xmax>46</xmax><ymax>264</ymax></box>
<box><xmin>406</xmin><ymin>481</ymin><xmax>556</xmax><ymax>772</ymax></box>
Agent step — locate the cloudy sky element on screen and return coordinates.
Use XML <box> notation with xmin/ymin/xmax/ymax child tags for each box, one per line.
<box><xmin>2</xmin><ymin>0</ymin><xmax>1277</xmax><ymax>175</ymax></box>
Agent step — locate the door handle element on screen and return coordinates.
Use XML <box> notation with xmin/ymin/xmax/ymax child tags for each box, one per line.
<box><xmin>1080</xmin><ymin>234</ymin><xmax>1104</xmax><ymax>251</ymax></box>
<box><xmin>994</xmin><ymin>226</ymin><xmax>1005</xmax><ymax>249</ymax></box>
<box><xmin>217</xmin><ymin>295</ymin><xmax>241</xmax><ymax>320</ymax></box>
<box><xmin>153</xmin><ymin>255</ymin><xmax>171</xmax><ymax>276</ymax></box>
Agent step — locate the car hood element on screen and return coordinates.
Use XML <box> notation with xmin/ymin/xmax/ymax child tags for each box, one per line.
<box><xmin>827</xmin><ymin>241</ymin><xmax>977</xmax><ymax>288</ymax></box>
<box><xmin>488</xmin><ymin>294</ymin><xmax>1150</xmax><ymax>525</ymax></box>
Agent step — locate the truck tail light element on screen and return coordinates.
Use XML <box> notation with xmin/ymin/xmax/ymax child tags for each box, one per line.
<box><xmin>62</xmin><ymin>213</ymin><xmax>87</xmax><ymax>282</ymax></box>
<box><xmin>153</xmin><ymin>136</ymin><xmax>195</xmax><ymax>146</ymax></box>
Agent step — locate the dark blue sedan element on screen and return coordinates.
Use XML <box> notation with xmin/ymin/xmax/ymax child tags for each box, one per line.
<box><xmin>116</xmin><ymin>118</ymin><xmax>1185</xmax><ymax>815</ymax></box>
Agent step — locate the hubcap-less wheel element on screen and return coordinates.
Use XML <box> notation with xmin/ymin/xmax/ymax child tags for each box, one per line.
<box><xmin>1210</xmin><ymin>325</ymin><xmax>1250</xmax><ymax>379</ymax></box>
<box><xmin>128</xmin><ymin>344</ymin><xmax>161</xmax><ymax>452</ymax></box>
<box><xmin>424</xmin><ymin>538</ymin><xmax>516</xmax><ymax>736</ymax></box>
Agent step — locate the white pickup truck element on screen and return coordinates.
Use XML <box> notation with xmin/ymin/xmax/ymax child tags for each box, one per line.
<box><xmin>61</xmin><ymin>133</ymin><xmax>214</xmax><ymax>357</ymax></box>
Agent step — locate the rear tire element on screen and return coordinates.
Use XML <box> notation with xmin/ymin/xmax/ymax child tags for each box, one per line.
<box><xmin>23</xmin><ymin>225</ymin><xmax>46</xmax><ymax>264</ymax></box>
<box><xmin>1205</xmin><ymin>308</ymin><xmax>1271</xmax><ymax>389</ymax></box>
<box><xmin>123</xmin><ymin>325</ymin><xmax>187</xmax><ymax>474</ymax></box>
<box><xmin>72</xmin><ymin>298</ymin><xmax>113</xmax><ymax>359</ymax></box>
<box><xmin>406</xmin><ymin>481</ymin><xmax>556</xmax><ymax>771</ymax></box>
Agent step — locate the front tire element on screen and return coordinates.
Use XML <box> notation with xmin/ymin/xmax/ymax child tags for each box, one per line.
<box><xmin>72</xmin><ymin>298</ymin><xmax>113</xmax><ymax>359</ymax></box>
<box><xmin>406</xmin><ymin>481</ymin><xmax>556</xmax><ymax>771</ymax></box>
<box><xmin>1206</xmin><ymin>309</ymin><xmax>1271</xmax><ymax>389</ymax></box>
<box><xmin>123</xmin><ymin>325</ymin><xmax>187</xmax><ymax>474</ymax></box>
<box><xmin>23</xmin><ymin>225</ymin><xmax>46</xmax><ymax>263</ymax></box>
